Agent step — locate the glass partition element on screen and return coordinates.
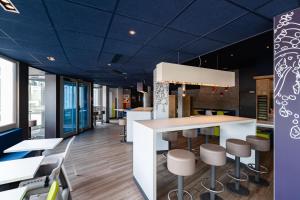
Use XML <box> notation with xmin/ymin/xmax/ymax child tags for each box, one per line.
<box><xmin>63</xmin><ymin>80</ymin><xmax>77</xmax><ymax>134</ymax></box>
<box><xmin>79</xmin><ymin>82</ymin><xmax>89</xmax><ymax>130</ymax></box>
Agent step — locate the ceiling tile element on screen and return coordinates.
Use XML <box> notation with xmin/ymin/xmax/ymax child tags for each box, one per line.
<box><xmin>46</xmin><ymin>0</ymin><xmax>111</xmax><ymax>37</ymax></box>
<box><xmin>169</xmin><ymin>0</ymin><xmax>246</xmax><ymax>36</ymax></box>
<box><xmin>65</xmin><ymin>48</ymin><xmax>99</xmax><ymax>67</ymax></box>
<box><xmin>228</xmin><ymin>0</ymin><xmax>271</xmax><ymax>10</ymax></box>
<box><xmin>117</xmin><ymin>0</ymin><xmax>193</xmax><ymax>26</ymax></box>
<box><xmin>162</xmin><ymin>51</ymin><xmax>196</xmax><ymax>63</ymax></box>
<box><xmin>256</xmin><ymin>0</ymin><xmax>300</xmax><ymax>18</ymax></box>
<box><xmin>59</xmin><ymin>30</ymin><xmax>104</xmax><ymax>50</ymax></box>
<box><xmin>64</xmin><ymin>0</ymin><xmax>118</xmax><ymax>12</ymax></box>
<box><xmin>206</xmin><ymin>13</ymin><xmax>272</xmax><ymax>44</ymax></box>
<box><xmin>148</xmin><ymin>28</ymin><xmax>197</xmax><ymax>50</ymax></box>
<box><xmin>108</xmin><ymin>15</ymin><xmax>161</xmax><ymax>44</ymax></box>
<box><xmin>0</xmin><ymin>0</ymin><xmax>51</xmax><ymax>27</ymax></box>
<box><xmin>103</xmin><ymin>39</ymin><xmax>142</xmax><ymax>57</ymax></box>
<box><xmin>0</xmin><ymin>21</ymin><xmax>57</xmax><ymax>44</ymax></box>
<box><xmin>181</xmin><ymin>38</ymin><xmax>224</xmax><ymax>55</ymax></box>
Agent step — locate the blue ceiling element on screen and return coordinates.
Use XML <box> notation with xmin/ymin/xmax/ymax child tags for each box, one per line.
<box><xmin>0</xmin><ymin>0</ymin><xmax>299</xmax><ymax>86</ymax></box>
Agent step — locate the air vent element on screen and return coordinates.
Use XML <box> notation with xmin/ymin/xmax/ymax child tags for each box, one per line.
<box><xmin>0</xmin><ymin>0</ymin><xmax>19</xmax><ymax>13</ymax></box>
<box><xmin>111</xmin><ymin>54</ymin><xmax>123</xmax><ymax>63</ymax></box>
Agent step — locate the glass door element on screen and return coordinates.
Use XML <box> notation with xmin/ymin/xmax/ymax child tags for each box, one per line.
<box><xmin>28</xmin><ymin>67</ymin><xmax>45</xmax><ymax>139</ymax></box>
<box><xmin>63</xmin><ymin>80</ymin><xmax>77</xmax><ymax>135</ymax></box>
<box><xmin>79</xmin><ymin>82</ymin><xmax>90</xmax><ymax>131</ymax></box>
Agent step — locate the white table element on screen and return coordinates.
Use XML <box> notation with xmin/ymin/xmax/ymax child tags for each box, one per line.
<box><xmin>4</xmin><ymin>138</ymin><xmax>63</xmax><ymax>153</ymax></box>
<box><xmin>257</xmin><ymin>120</ymin><xmax>274</xmax><ymax>129</ymax></box>
<box><xmin>133</xmin><ymin>115</ymin><xmax>256</xmax><ymax>200</ymax></box>
<box><xmin>0</xmin><ymin>156</ymin><xmax>44</xmax><ymax>185</ymax></box>
<box><xmin>0</xmin><ymin>187</ymin><xmax>27</xmax><ymax>200</ymax></box>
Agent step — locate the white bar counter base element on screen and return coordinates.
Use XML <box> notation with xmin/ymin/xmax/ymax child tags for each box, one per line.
<box><xmin>126</xmin><ymin>107</ymin><xmax>153</xmax><ymax>142</ymax></box>
<box><xmin>133</xmin><ymin>115</ymin><xmax>256</xmax><ymax>200</ymax></box>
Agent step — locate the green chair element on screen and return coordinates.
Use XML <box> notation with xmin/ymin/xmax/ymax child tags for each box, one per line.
<box><xmin>213</xmin><ymin>111</ymin><xmax>224</xmax><ymax>137</ymax></box>
<box><xmin>47</xmin><ymin>181</ymin><xmax>59</xmax><ymax>200</ymax></box>
<box><xmin>256</xmin><ymin>130</ymin><xmax>271</xmax><ymax>139</ymax></box>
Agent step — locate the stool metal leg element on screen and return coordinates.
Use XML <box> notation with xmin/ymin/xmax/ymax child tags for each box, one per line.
<box><xmin>178</xmin><ymin>176</ymin><xmax>184</xmax><ymax>200</ymax></box>
<box><xmin>200</xmin><ymin>165</ymin><xmax>224</xmax><ymax>200</ymax></box>
<box><xmin>248</xmin><ymin>150</ymin><xmax>270</xmax><ymax>186</ymax></box>
<box><xmin>187</xmin><ymin>138</ymin><xmax>192</xmax><ymax>152</ymax></box>
<box><xmin>211</xmin><ymin>166</ymin><xmax>215</xmax><ymax>200</ymax></box>
<box><xmin>226</xmin><ymin>156</ymin><xmax>249</xmax><ymax>196</ymax></box>
<box><xmin>235</xmin><ymin>157</ymin><xmax>240</xmax><ymax>191</ymax></box>
<box><xmin>205</xmin><ymin>135</ymin><xmax>209</xmax><ymax>144</ymax></box>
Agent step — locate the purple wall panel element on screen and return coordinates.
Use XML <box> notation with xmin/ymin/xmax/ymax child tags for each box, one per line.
<box><xmin>274</xmin><ymin>8</ymin><xmax>300</xmax><ymax>200</ymax></box>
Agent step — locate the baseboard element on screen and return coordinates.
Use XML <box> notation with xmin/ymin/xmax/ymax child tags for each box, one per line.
<box><xmin>133</xmin><ymin>176</ymin><xmax>149</xmax><ymax>200</ymax></box>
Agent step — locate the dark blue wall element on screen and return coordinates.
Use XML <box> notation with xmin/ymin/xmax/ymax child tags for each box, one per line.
<box><xmin>239</xmin><ymin>56</ymin><xmax>273</xmax><ymax>117</ymax></box>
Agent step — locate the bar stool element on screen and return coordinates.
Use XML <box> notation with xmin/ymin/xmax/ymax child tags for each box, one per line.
<box><xmin>162</xmin><ymin>132</ymin><xmax>178</xmax><ymax>158</ymax></box>
<box><xmin>29</xmin><ymin>120</ymin><xmax>37</xmax><ymax>138</ymax></box>
<box><xmin>167</xmin><ymin>149</ymin><xmax>195</xmax><ymax>200</ymax></box>
<box><xmin>200</xmin><ymin>144</ymin><xmax>226</xmax><ymax>200</ymax></box>
<box><xmin>119</xmin><ymin>118</ymin><xmax>126</xmax><ymax>143</ymax></box>
<box><xmin>182</xmin><ymin>129</ymin><xmax>198</xmax><ymax>152</ymax></box>
<box><xmin>246</xmin><ymin>135</ymin><xmax>270</xmax><ymax>186</ymax></box>
<box><xmin>226</xmin><ymin>139</ymin><xmax>251</xmax><ymax>196</ymax></box>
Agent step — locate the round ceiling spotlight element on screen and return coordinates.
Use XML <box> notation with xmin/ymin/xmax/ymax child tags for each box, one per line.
<box><xmin>129</xmin><ymin>30</ymin><xmax>136</xmax><ymax>35</ymax></box>
<box><xmin>230</xmin><ymin>53</ymin><xmax>234</xmax><ymax>57</ymax></box>
<box><xmin>47</xmin><ymin>56</ymin><xmax>55</xmax><ymax>61</ymax></box>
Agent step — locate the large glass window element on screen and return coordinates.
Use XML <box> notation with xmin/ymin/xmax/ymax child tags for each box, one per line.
<box><xmin>0</xmin><ymin>57</ymin><xmax>16</xmax><ymax>131</ymax></box>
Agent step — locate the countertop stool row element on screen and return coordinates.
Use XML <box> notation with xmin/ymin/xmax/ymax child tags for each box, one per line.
<box><xmin>166</xmin><ymin>134</ymin><xmax>270</xmax><ymax>200</ymax></box>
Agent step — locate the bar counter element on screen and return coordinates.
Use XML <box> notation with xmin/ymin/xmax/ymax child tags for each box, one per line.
<box><xmin>132</xmin><ymin>115</ymin><xmax>256</xmax><ymax>200</ymax></box>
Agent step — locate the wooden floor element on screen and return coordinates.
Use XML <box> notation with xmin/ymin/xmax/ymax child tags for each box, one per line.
<box><xmin>55</xmin><ymin>123</ymin><xmax>273</xmax><ymax>200</ymax></box>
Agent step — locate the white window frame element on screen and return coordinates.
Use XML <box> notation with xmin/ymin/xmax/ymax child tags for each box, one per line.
<box><xmin>0</xmin><ymin>55</ymin><xmax>18</xmax><ymax>132</ymax></box>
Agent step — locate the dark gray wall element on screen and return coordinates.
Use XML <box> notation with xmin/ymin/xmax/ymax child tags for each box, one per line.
<box><xmin>239</xmin><ymin>57</ymin><xmax>273</xmax><ymax>117</ymax></box>
<box><xmin>18</xmin><ymin>62</ymin><xmax>29</xmax><ymax>139</ymax></box>
<box><xmin>45</xmin><ymin>74</ymin><xmax>60</xmax><ymax>138</ymax></box>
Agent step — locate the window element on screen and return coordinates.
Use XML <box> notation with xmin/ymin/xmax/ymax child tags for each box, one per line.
<box><xmin>0</xmin><ymin>56</ymin><xmax>16</xmax><ymax>131</ymax></box>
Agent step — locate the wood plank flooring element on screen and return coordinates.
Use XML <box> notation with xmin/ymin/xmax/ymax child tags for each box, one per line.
<box><xmin>53</xmin><ymin>123</ymin><xmax>273</xmax><ymax>200</ymax></box>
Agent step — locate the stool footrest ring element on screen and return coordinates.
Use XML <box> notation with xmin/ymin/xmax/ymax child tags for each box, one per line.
<box><xmin>168</xmin><ymin>189</ymin><xmax>193</xmax><ymax>200</ymax></box>
<box><xmin>247</xmin><ymin>163</ymin><xmax>268</xmax><ymax>174</ymax></box>
<box><xmin>200</xmin><ymin>178</ymin><xmax>224</xmax><ymax>194</ymax></box>
<box><xmin>226</xmin><ymin>170</ymin><xmax>248</xmax><ymax>182</ymax></box>
<box><xmin>162</xmin><ymin>152</ymin><xmax>168</xmax><ymax>159</ymax></box>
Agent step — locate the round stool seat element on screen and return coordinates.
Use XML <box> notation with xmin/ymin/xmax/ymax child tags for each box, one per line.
<box><xmin>226</xmin><ymin>139</ymin><xmax>251</xmax><ymax>157</ymax></box>
<box><xmin>118</xmin><ymin>119</ymin><xmax>126</xmax><ymax>126</ymax></box>
<box><xmin>246</xmin><ymin>135</ymin><xmax>270</xmax><ymax>152</ymax></box>
<box><xmin>162</xmin><ymin>132</ymin><xmax>178</xmax><ymax>142</ymax></box>
<box><xmin>182</xmin><ymin>129</ymin><xmax>198</xmax><ymax>138</ymax></box>
<box><xmin>200</xmin><ymin>144</ymin><xmax>226</xmax><ymax>166</ymax></box>
<box><xmin>167</xmin><ymin>149</ymin><xmax>195</xmax><ymax>176</ymax></box>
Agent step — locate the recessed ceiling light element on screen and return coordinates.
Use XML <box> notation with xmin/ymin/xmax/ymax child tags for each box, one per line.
<box><xmin>107</xmin><ymin>63</ymin><xmax>111</xmax><ymax>66</ymax></box>
<box><xmin>230</xmin><ymin>53</ymin><xmax>234</xmax><ymax>57</ymax></box>
<box><xmin>0</xmin><ymin>0</ymin><xmax>19</xmax><ymax>13</ymax></box>
<box><xmin>129</xmin><ymin>30</ymin><xmax>136</xmax><ymax>35</ymax></box>
<box><xmin>122</xmin><ymin>72</ymin><xmax>127</xmax><ymax>75</ymax></box>
<box><xmin>47</xmin><ymin>56</ymin><xmax>55</xmax><ymax>61</ymax></box>
<box><xmin>266</xmin><ymin>45</ymin><xmax>270</xmax><ymax>49</ymax></box>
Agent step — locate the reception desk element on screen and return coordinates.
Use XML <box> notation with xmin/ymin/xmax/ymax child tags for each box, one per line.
<box><xmin>132</xmin><ymin>115</ymin><xmax>256</xmax><ymax>200</ymax></box>
<box><xmin>126</xmin><ymin>107</ymin><xmax>153</xmax><ymax>142</ymax></box>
